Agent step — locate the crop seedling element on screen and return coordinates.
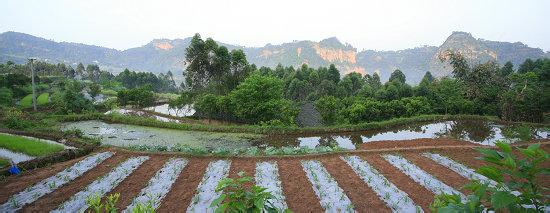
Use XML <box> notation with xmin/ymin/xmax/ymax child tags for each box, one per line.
<box><xmin>210</xmin><ymin>171</ymin><xmax>285</xmax><ymax>213</ymax></box>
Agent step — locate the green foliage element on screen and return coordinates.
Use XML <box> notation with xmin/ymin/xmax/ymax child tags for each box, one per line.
<box><xmin>389</xmin><ymin>69</ymin><xmax>406</xmax><ymax>84</ymax></box>
<box><xmin>115</xmin><ymin>69</ymin><xmax>176</xmax><ymax>93</ymax></box>
<box><xmin>89</xmin><ymin>83</ymin><xmax>101</xmax><ymax>98</ymax></box>
<box><xmin>132</xmin><ymin>200</ymin><xmax>156</xmax><ymax>213</ymax></box>
<box><xmin>501</xmin><ymin>72</ymin><xmax>543</xmax><ymax>122</ymax></box>
<box><xmin>0</xmin><ymin>107</ymin><xmax>33</xmax><ymax>129</ymax></box>
<box><xmin>211</xmin><ymin>172</ymin><xmax>280</xmax><ymax>213</ymax></box>
<box><xmin>51</xmin><ymin>81</ymin><xmax>94</xmax><ymax>114</ymax></box>
<box><xmin>314</xmin><ymin>96</ymin><xmax>340</xmax><ymax>125</ymax></box>
<box><xmin>117</xmin><ymin>86</ymin><xmax>155</xmax><ymax>107</ymax></box>
<box><xmin>431</xmin><ymin>142</ymin><xmax>549</xmax><ymax>212</ymax></box>
<box><xmin>0</xmin><ymin>87</ymin><xmax>14</xmax><ymax>106</ymax></box>
<box><xmin>85</xmin><ymin>193</ymin><xmax>120</xmax><ymax>213</ymax></box>
<box><xmin>0</xmin><ymin>133</ymin><xmax>64</xmax><ymax>157</ymax></box>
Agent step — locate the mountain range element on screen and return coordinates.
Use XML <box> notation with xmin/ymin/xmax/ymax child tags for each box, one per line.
<box><xmin>1</xmin><ymin>31</ymin><xmax>548</xmax><ymax>84</ymax></box>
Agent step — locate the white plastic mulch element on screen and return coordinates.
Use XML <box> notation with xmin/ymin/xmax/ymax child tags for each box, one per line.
<box><xmin>187</xmin><ymin>160</ymin><xmax>231</xmax><ymax>213</ymax></box>
<box><xmin>383</xmin><ymin>154</ymin><xmax>465</xmax><ymax>199</ymax></box>
<box><xmin>0</xmin><ymin>148</ymin><xmax>34</xmax><ymax>164</ymax></box>
<box><xmin>422</xmin><ymin>153</ymin><xmax>496</xmax><ymax>186</ymax></box>
<box><xmin>123</xmin><ymin>158</ymin><xmax>188</xmax><ymax>212</ymax></box>
<box><xmin>0</xmin><ymin>152</ymin><xmax>113</xmax><ymax>212</ymax></box>
<box><xmin>52</xmin><ymin>156</ymin><xmax>149</xmax><ymax>213</ymax></box>
<box><xmin>341</xmin><ymin>156</ymin><xmax>422</xmax><ymax>212</ymax></box>
<box><xmin>255</xmin><ymin>161</ymin><xmax>288</xmax><ymax>210</ymax></box>
<box><xmin>301</xmin><ymin>160</ymin><xmax>354</xmax><ymax>212</ymax></box>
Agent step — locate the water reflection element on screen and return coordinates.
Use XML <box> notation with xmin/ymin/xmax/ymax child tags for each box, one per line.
<box><xmin>259</xmin><ymin>120</ymin><xmax>549</xmax><ymax>149</ymax></box>
<box><xmin>145</xmin><ymin>104</ymin><xmax>195</xmax><ymax>117</ymax></box>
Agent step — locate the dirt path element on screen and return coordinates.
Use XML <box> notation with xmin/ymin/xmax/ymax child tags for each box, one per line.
<box><xmin>359</xmin><ymin>154</ymin><xmax>434</xmax><ymax>212</ymax></box>
<box><xmin>156</xmin><ymin>158</ymin><xmax>210</xmax><ymax>212</ymax></box>
<box><xmin>319</xmin><ymin>156</ymin><xmax>390</xmax><ymax>212</ymax></box>
<box><xmin>0</xmin><ymin>155</ymin><xmax>86</xmax><ymax>203</ymax></box>
<box><xmin>22</xmin><ymin>153</ymin><xmax>130</xmax><ymax>212</ymax></box>
<box><xmin>277</xmin><ymin>158</ymin><xmax>323</xmax><ymax>212</ymax></box>
<box><xmin>404</xmin><ymin>153</ymin><xmax>470</xmax><ymax>194</ymax></box>
<box><xmin>96</xmin><ymin>156</ymin><xmax>169</xmax><ymax>211</ymax></box>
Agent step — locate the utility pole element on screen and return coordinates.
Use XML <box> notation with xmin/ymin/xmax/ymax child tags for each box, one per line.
<box><xmin>29</xmin><ymin>58</ymin><xmax>37</xmax><ymax>111</ymax></box>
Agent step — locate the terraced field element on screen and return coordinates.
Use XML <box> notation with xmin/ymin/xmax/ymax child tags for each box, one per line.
<box><xmin>1</xmin><ymin>142</ymin><xmax>548</xmax><ymax>213</ymax></box>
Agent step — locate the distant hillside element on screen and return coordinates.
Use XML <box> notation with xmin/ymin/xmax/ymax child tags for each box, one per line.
<box><xmin>1</xmin><ymin>31</ymin><xmax>547</xmax><ymax>84</ymax></box>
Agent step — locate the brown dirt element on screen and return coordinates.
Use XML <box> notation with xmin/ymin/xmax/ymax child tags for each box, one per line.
<box><xmin>403</xmin><ymin>153</ymin><xmax>470</xmax><ymax>194</ymax></box>
<box><xmin>436</xmin><ymin>149</ymin><xmax>486</xmax><ymax>169</ymax></box>
<box><xmin>21</xmin><ymin>153</ymin><xmax>130</xmax><ymax>212</ymax></box>
<box><xmin>156</xmin><ymin>158</ymin><xmax>210</xmax><ymax>212</ymax></box>
<box><xmin>359</xmin><ymin>154</ymin><xmax>434</xmax><ymax>212</ymax></box>
<box><xmin>319</xmin><ymin>156</ymin><xmax>390</xmax><ymax>212</ymax></box>
<box><xmin>277</xmin><ymin>158</ymin><xmax>323</xmax><ymax>212</ymax></box>
<box><xmin>94</xmin><ymin>156</ymin><xmax>170</xmax><ymax>211</ymax></box>
<box><xmin>359</xmin><ymin>138</ymin><xmax>485</xmax><ymax>150</ymax></box>
<box><xmin>228</xmin><ymin>158</ymin><xmax>256</xmax><ymax>188</ymax></box>
<box><xmin>0</xmin><ymin>155</ymin><xmax>87</xmax><ymax>203</ymax></box>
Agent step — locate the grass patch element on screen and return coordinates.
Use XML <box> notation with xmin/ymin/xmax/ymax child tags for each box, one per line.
<box><xmin>0</xmin><ymin>158</ymin><xmax>9</xmax><ymax>168</ymax></box>
<box><xmin>19</xmin><ymin>93</ymin><xmax>49</xmax><ymax>108</ymax></box>
<box><xmin>0</xmin><ymin>133</ymin><xmax>64</xmax><ymax>157</ymax></box>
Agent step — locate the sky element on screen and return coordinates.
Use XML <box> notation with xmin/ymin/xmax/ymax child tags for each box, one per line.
<box><xmin>1</xmin><ymin>0</ymin><xmax>549</xmax><ymax>52</ymax></box>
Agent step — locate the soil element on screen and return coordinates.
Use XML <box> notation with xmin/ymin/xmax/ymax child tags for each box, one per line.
<box><xmin>228</xmin><ymin>158</ymin><xmax>256</xmax><ymax>188</ymax></box>
<box><xmin>318</xmin><ymin>156</ymin><xmax>390</xmax><ymax>212</ymax></box>
<box><xmin>359</xmin><ymin>154</ymin><xmax>435</xmax><ymax>212</ymax></box>
<box><xmin>0</xmin><ymin>154</ymin><xmax>86</xmax><ymax>203</ymax></box>
<box><xmin>95</xmin><ymin>156</ymin><xmax>170</xmax><ymax>211</ymax></box>
<box><xmin>277</xmin><ymin>158</ymin><xmax>324</xmax><ymax>212</ymax></box>
<box><xmin>358</xmin><ymin>138</ymin><xmax>485</xmax><ymax>150</ymax></box>
<box><xmin>21</xmin><ymin>153</ymin><xmax>130</xmax><ymax>212</ymax></box>
<box><xmin>403</xmin><ymin>153</ymin><xmax>471</xmax><ymax>194</ymax></box>
<box><xmin>156</xmin><ymin>158</ymin><xmax>211</xmax><ymax>212</ymax></box>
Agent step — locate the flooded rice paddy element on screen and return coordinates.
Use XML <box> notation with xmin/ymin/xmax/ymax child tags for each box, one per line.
<box><xmin>62</xmin><ymin>119</ymin><xmax>549</xmax><ymax>151</ymax></box>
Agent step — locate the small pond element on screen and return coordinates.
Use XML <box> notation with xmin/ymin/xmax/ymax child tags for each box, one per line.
<box><xmin>145</xmin><ymin>104</ymin><xmax>195</xmax><ymax>117</ymax></box>
<box><xmin>257</xmin><ymin>120</ymin><xmax>549</xmax><ymax>149</ymax></box>
<box><xmin>62</xmin><ymin>119</ymin><xmax>549</xmax><ymax>151</ymax></box>
<box><xmin>61</xmin><ymin>120</ymin><xmax>258</xmax><ymax>150</ymax></box>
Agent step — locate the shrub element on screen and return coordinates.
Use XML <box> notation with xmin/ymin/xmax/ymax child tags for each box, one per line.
<box><xmin>117</xmin><ymin>86</ymin><xmax>155</xmax><ymax>108</ymax></box>
<box><xmin>430</xmin><ymin>142</ymin><xmax>549</xmax><ymax>212</ymax></box>
<box><xmin>210</xmin><ymin>171</ymin><xmax>281</xmax><ymax>212</ymax></box>
<box><xmin>0</xmin><ymin>87</ymin><xmax>13</xmax><ymax>106</ymax></box>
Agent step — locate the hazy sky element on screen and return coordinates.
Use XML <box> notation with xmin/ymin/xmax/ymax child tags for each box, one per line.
<box><xmin>1</xmin><ymin>0</ymin><xmax>549</xmax><ymax>51</ymax></box>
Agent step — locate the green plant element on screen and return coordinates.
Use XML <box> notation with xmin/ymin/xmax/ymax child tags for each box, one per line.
<box><xmin>85</xmin><ymin>193</ymin><xmax>103</xmax><ymax>213</ymax></box>
<box><xmin>210</xmin><ymin>171</ymin><xmax>282</xmax><ymax>213</ymax></box>
<box><xmin>132</xmin><ymin>200</ymin><xmax>156</xmax><ymax>213</ymax></box>
<box><xmin>85</xmin><ymin>193</ymin><xmax>120</xmax><ymax>213</ymax></box>
<box><xmin>430</xmin><ymin>142</ymin><xmax>549</xmax><ymax>212</ymax></box>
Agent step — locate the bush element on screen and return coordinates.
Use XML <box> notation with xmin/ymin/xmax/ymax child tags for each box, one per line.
<box><xmin>211</xmin><ymin>172</ymin><xmax>281</xmax><ymax>212</ymax></box>
<box><xmin>0</xmin><ymin>107</ymin><xmax>33</xmax><ymax>129</ymax></box>
<box><xmin>0</xmin><ymin>87</ymin><xmax>13</xmax><ymax>106</ymax></box>
<box><xmin>117</xmin><ymin>86</ymin><xmax>155</xmax><ymax>107</ymax></box>
<box><xmin>430</xmin><ymin>142</ymin><xmax>549</xmax><ymax>212</ymax></box>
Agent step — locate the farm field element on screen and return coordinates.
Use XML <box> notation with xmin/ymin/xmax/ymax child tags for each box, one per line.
<box><xmin>19</xmin><ymin>93</ymin><xmax>49</xmax><ymax>108</ymax></box>
<box><xmin>1</xmin><ymin>141</ymin><xmax>548</xmax><ymax>212</ymax></box>
<box><xmin>0</xmin><ymin>133</ymin><xmax>65</xmax><ymax>157</ymax></box>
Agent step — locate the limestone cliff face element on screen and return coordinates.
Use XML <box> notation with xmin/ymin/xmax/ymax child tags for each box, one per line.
<box><xmin>1</xmin><ymin>31</ymin><xmax>546</xmax><ymax>83</ymax></box>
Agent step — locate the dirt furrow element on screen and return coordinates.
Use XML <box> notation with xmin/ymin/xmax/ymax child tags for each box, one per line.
<box><xmin>319</xmin><ymin>156</ymin><xmax>390</xmax><ymax>212</ymax></box>
<box><xmin>403</xmin><ymin>153</ymin><xmax>470</xmax><ymax>194</ymax></box>
<box><xmin>21</xmin><ymin>153</ymin><xmax>130</xmax><ymax>212</ymax></box>
<box><xmin>94</xmin><ymin>156</ymin><xmax>169</xmax><ymax>211</ymax></box>
<box><xmin>360</xmin><ymin>154</ymin><xmax>434</xmax><ymax>212</ymax></box>
<box><xmin>156</xmin><ymin>158</ymin><xmax>210</xmax><ymax>212</ymax></box>
<box><xmin>0</xmin><ymin>155</ymin><xmax>88</xmax><ymax>204</ymax></box>
<box><xmin>228</xmin><ymin>158</ymin><xmax>256</xmax><ymax>188</ymax></box>
<box><xmin>277</xmin><ymin>158</ymin><xmax>323</xmax><ymax>212</ymax></box>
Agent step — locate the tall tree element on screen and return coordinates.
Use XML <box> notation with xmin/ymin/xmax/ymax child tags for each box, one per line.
<box><xmin>389</xmin><ymin>69</ymin><xmax>406</xmax><ymax>84</ymax></box>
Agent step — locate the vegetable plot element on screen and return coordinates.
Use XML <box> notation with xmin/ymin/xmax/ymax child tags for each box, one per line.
<box><xmin>383</xmin><ymin>154</ymin><xmax>465</xmax><ymax>199</ymax></box>
<box><xmin>255</xmin><ymin>161</ymin><xmax>288</xmax><ymax>210</ymax></box>
<box><xmin>52</xmin><ymin>156</ymin><xmax>149</xmax><ymax>213</ymax></box>
<box><xmin>301</xmin><ymin>160</ymin><xmax>354</xmax><ymax>212</ymax></box>
<box><xmin>0</xmin><ymin>152</ymin><xmax>113</xmax><ymax>212</ymax></box>
<box><xmin>187</xmin><ymin>160</ymin><xmax>231</xmax><ymax>212</ymax></box>
<box><xmin>341</xmin><ymin>155</ymin><xmax>421</xmax><ymax>212</ymax></box>
<box><xmin>124</xmin><ymin>158</ymin><xmax>188</xmax><ymax>212</ymax></box>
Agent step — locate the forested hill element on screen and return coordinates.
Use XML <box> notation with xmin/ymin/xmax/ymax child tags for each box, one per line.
<box><xmin>1</xmin><ymin>31</ymin><xmax>547</xmax><ymax>83</ymax></box>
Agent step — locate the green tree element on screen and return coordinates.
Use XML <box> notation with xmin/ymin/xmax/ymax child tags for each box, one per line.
<box><xmin>389</xmin><ymin>69</ymin><xmax>406</xmax><ymax>84</ymax></box>
<box><xmin>314</xmin><ymin>96</ymin><xmax>340</xmax><ymax>125</ymax></box>
<box><xmin>0</xmin><ymin>87</ymin><xmax>14</xmax><ymax>106</ymax></box>
<box><xmin>501</xmin><ymin>72</ymin><xmax>543</xmax><ymax>122</ymax></box>
<box><xmin>500</xmin><ymin>61</ymin><xmax>515</xmax><ymax>76</ymax></box>
<box><xmin>229</xmin><ymin>74</ymin><xmax>297</xmax><ymax>125</ymax></box>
